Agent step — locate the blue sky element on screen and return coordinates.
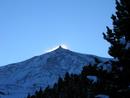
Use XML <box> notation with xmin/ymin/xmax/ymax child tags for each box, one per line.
<box><xmin>0</xmin><ymin>0</ymin><xmax>115</xmax><ymax>66</ymax></box>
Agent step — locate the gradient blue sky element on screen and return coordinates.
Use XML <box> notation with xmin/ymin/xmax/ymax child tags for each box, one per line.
<box><xmin>0</xmin><ymin>0</ymin><xmax>115</xmax><ymax>66</ymax></box>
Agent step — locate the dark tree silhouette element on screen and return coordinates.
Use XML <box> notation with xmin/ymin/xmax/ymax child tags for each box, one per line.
<box><xmin>103</xmin><ymin>0</ymin><xmax>130</xmax><ymax>97</ymax></box>
<box><xmin>103</xmin><ymin>0</ymin><xmax>130</xmax><ymax>60</ymax></box>
<box><xmin>104</xmin><ymin>0</ymin><xmax>130</xmax><ymax>83</ymax></box>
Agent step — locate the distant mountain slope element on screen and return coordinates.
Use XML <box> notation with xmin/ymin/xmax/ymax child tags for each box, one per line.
<box><xmin>0</xmin><ymin>46</ymin><xmax>110</xmax><ymax>98</ymax></box>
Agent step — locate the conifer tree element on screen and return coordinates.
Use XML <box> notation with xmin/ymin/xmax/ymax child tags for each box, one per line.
<box><xmin>103</xmin><ymin>0</ymin><xmax>130</xmax><ymax>95</ymax></box>
<box><xmin>103</xmin><ymin>0</ymin><xmax>130</xmax><ymax>63</ymax></box>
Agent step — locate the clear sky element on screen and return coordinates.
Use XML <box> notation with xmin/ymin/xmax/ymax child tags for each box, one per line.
<box><xmin>0</xmin><ymin>0</ymin><xmax>115</xmax><ymax>66</ymax></box>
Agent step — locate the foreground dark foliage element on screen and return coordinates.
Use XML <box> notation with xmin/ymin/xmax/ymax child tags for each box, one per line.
<box><xmin>27</xmin><ymin>63</ymin><xmax>130</xmax><ymax>98</ymax></box>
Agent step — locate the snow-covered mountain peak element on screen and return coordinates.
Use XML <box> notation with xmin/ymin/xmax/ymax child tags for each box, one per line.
<box><xmin>0</xmin><ymin>49</ymin><xmax>110</xmax><ymax>98</ymax></box>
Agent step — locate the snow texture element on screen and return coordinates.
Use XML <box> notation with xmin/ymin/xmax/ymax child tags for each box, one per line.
<box><xmin>119</xmin><ymin>37</ymin><xmax>130</xmax><ymax>49</ymax></box>
<box><xmin>87</xmin><ymin>75</ymin><xmax>98</xmax><ymax>84</ymax></box>
<box><xmin>119</xmin><ymin>37</ymin><xmax>126</xmax><ymax>45</ymax></box>
<box><xmin>125</xmin><ymin>41</ymin><xmax>130</xmax><ymax>49</ymax></box>
<box><xmin>95</xmin><ymin>94</ymin><xmax>109</xmax><ymax>98</ymax></box>
<box><xmin>0</xmin><ymin>47</ymin><xmax>109</xmax><ymax>98</ymax></box>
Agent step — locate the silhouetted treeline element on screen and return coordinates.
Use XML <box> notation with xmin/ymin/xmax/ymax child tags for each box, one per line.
<box><xmin>26</xmin><ymin>63</ymin><xmax>130</xmax><ymax>98</ymax></box>
<box><xmin>27</xmin><ymin>65</ymin><xmax>102</xmax><ymax>98</ymax></box>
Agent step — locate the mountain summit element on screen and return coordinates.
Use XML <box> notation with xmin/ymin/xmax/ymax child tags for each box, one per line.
<box><xmin>58</xmin><ymin>45</ymin><xmax>63</xmax><ymax>49</ymax></box>
<box><xmin>0</xmin><ymin>48</ymin><xmax>109</xmax><ymax>98</ymax></box>
<box><xmin>52</xmin><ymin>45</ymin><xmax>68</xmax><ymax>52</ymax></box>
<box><xmin>45</xmin><ymin>45</ymin><xmax>68</xmax><ymax>52</ymax></box>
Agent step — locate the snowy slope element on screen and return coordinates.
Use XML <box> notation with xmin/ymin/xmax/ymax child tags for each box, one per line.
<box><xmin>0</xmin><ymin>47</ymin><xmax>110</xmax><ymax>98</ymax></box>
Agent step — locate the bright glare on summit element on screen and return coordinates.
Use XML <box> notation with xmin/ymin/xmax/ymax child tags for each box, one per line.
<box><xmin>45</xmin><ymin>44</ymin><xmax>69</xmax><ymax>52</ymax></box>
